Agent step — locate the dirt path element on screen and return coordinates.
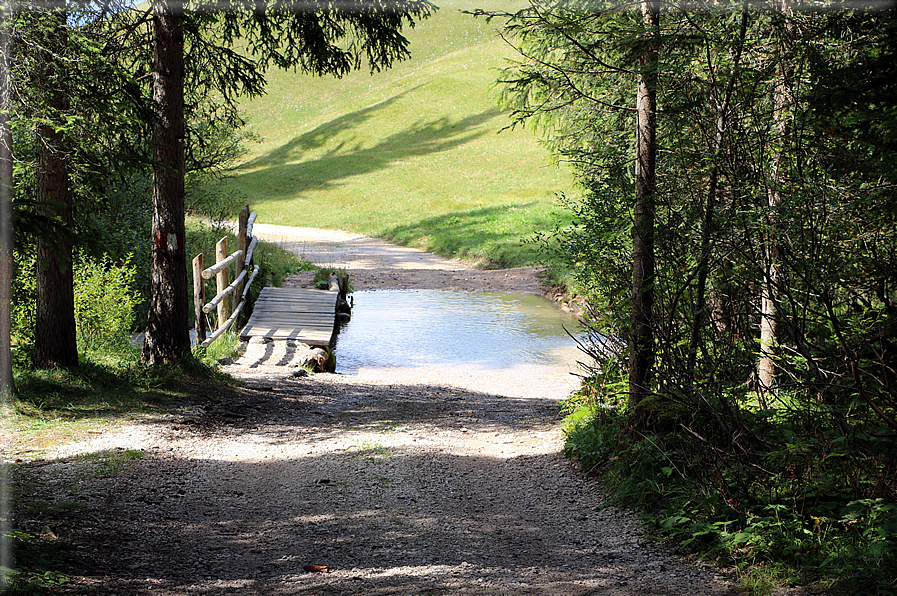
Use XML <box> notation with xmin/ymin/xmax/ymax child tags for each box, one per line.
<box><xmin>252</xmin><ymin>223</ymin><xmax>553</xmax><ymax>296</ymax></box>
<box><xmin>35</xmin><ymin>228</ymin><xmax>740</xmax><ymax>595</ymax></box>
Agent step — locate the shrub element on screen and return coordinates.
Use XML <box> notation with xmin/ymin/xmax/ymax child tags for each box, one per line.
<box><xmin>11</xmin><ymin>247</ymin><xmax>37</xmax><ymax>368</ymax></box>
<box><xmin>73</xmin><ymin>252</ymin><xmax>140</xmax><ymax>354</ymax></box>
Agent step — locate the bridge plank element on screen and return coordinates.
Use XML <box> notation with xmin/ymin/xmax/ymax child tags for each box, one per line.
<box><xmin>240</xmin><ymin>287</ymin><xmax>339</xmax><ymax>346</ymax></box>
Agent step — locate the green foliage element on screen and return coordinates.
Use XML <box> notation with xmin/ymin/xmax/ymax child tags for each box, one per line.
<box><xmin>11</xmin><ymin>248</ymin><xmax>37</xmax><ymax>369</ymax></box>
<box><xmin>562</xmin><ymin>400</ymin><xmax>622</xmax><ymax>474</ymax></box>
<box><xmin>1</xmin><ymin>530</ymin><xmax>69</xmax><ymax>594</ymax></box>
<box><xmin>185</xmin><ymin>109</ymin><xmax>261</xmax><ymax>227</ymax></box>
<box><xmin>563</xmin><ymin>391</ymin><xmax>897</xmax><ymax>593</ymax></box>
<box><xmin>508</xmin><ymin>3</ymin><xmax>897</xmax><ymax>591</ymax></box>
<box><xmin>805</xmin><ymin>13</ymin><xmax>897</xmax><ymax>184</ymax></box>
<box><xmin>186</xmin><ymin>176</ymin><xmax>248</xmax><ymax>228</ymax></box>
<box><xmin>252</xmin><ymin>236</ymin><xmax>315</xmax><ymax>289</ymax></box>
<box><xmin>81</xmin><ymin>171</ymin><xmax>153</xmax><ymax>321</ymax></box>
<box><xmin>561</xmin><ymin>373</ymin><xmax>627</xmax><ymax>474</ymax></box>
<box><xmin>11</xmin><ymin>248</ymin><xmax>142</xmax><ymax>367</ymax></box>
<box><xmin>73</xmin><ymin>252</ymin><xmax>140</xmax><ymax>355</ymax></box>
<box><xmin>545</xmin><ymin>188</ymin><xmax>631</xmax><ymax>305</ymax></box>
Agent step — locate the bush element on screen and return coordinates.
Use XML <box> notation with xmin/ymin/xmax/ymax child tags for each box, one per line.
<box><xmin>73</xmin><ymin>252</ymin><xmax>140</xmax><ymax>354</ymax></box>
<box><xmin>86</xmin><ymin>171</ymin><xmax>152</xmax><ymax>326</ymax></box>
<box><xmin>562</xmin><ymin>385</ymin><xmax>897</xmax><ymax>595</ymax></box>
<box><xmin>11</xmin><ymin>247</ymin><xmax>37</xmax><ymax>369</ymax></box>
<box><xmin>561</xmin><ymin>379</ymin><xmax>626</xmax><ymax>475</ymax></box>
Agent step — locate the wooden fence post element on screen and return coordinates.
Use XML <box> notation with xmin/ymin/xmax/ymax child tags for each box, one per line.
<box><xmin>215</xmin><ymin>237</ymin><xmax>228</xmax><ymax>331</ymax></box>
<box><xmin>193</xmin><ymin>253</ymin><xmax>206</xmax><ymax>346</ymax></box>
<box><xmin>236</xmin><ymin>205</ymin><xmax>249</xmax><ymax>303</ymax></box>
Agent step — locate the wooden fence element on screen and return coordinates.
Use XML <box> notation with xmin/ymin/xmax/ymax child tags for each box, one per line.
<box><xmin>193</xmin><ymin>206</ymin><xmax>260</xmax><ymax>348</ymax></box>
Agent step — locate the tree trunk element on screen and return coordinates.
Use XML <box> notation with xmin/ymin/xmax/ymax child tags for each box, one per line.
<box><xmin>0</xmin><ymin>16</ymin><xmax>13</xmax><ymax>395</ymax></box>
<box><xmin>629</xmin><ymin>0</ymin><xmax>659</xmax><ymax>408</ymax></box>
<box><xmin>142</xmin><ymin>0</ymin><xmax>190</xmax><ymax>365</ymax></box>
<box><xmin>757</xmin><ymin>2</ymin><xmax>795</xmax><ymax>397</ymax></box>
<box><xmin>33</xmin><ymin>126</ymin><xmax>78</xmax><ymax>368</ymax></box>
<box><xmin>32</xmin><ymin>10</ymin><xmax>77</xmax><ymax>369</ymax></box>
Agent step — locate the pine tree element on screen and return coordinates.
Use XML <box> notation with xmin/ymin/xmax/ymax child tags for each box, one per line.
<box><xmin>141</xmin><ymin>0</ymin><xmax>435</xmax><ymax>364</ymax></box>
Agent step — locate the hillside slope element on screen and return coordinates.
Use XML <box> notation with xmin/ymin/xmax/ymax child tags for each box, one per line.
<box><xmin>227</xmin><ymin>2</ymin><xmax>574</xmax><ymax>267</ymax></box>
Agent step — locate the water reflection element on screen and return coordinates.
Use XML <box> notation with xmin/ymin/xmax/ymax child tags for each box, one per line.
<box><xmin>334</xmin><ymin>290</ymin><xmax>583</xmax><ymax>375</ymax></box>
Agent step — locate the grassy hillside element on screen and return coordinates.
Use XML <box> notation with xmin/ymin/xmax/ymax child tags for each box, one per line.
<box><xmin>226</xmin><ymin>1</ymin><xmax>575</xmax><ymax>268</ymax></box>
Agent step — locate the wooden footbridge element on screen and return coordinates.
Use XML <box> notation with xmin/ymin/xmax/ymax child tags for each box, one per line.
<box><xmin>239</xmin><ymin>287</ymin><xmax>340</xmax><ymax>347</ymax></box>
<box><xmin>192</xmin><ymin>208</ymin><xmax>342</xmax><ymax>350</ymax></box>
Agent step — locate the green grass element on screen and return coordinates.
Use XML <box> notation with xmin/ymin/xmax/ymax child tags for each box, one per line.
<box><xmin>4</xmin><ymin>346</ymin><xmax>241</xmax><ymax>460</ymax></box>
<box><xmin>352</xmin><ymin>440</ymin><xmax>392</xmax><ymax>463</ymax></box>
<box><xmin>225</xmin><ymin>1</ymin><xmax>575</xmax><ymax>268</ymax></box>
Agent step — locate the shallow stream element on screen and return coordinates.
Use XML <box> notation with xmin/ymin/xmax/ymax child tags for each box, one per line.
<box><xmin>333</xmin><ymin>290</ymin><xmax>587</xmax><ymax>400</ymax></box>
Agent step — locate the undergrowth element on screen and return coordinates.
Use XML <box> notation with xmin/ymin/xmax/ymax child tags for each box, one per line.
<box><xmin>0</xmin><ymin>530</ymin><xmax>69</xmax><ymax>594</ymax></box>
<box><xmin>561</xmin><ymin>380</ymin><xmax>897</xmax><ymax>596</ymax></box>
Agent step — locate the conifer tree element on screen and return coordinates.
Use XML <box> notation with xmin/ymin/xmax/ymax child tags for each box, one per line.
<box><xmin>31</xmin><ymin>6</ymin><xmax>78</xmax><ymax>369</ymax></box>
<box><xmin>141</xmin><ymin>0</ymin><xmax>435</xmax><ymax>364</ymax></box>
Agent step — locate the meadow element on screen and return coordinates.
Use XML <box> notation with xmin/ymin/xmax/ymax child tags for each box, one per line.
<box><xmin>225</xmin><ymin>1</ymin><xmax>576</xmax><ymax>268</ymax></box>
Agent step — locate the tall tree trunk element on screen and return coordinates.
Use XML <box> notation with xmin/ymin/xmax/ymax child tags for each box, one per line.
<box><xmin>33</xmin><ymin>9</ymin><xmax>77</xmax><ymax>369</ymax></box>
<box><xmin>142</xmin><ymin>0</ymin><xmax>190</xmax><ymax>365</ymax></box>
<box><xmin>757</xmin><ymin>2</ymin><xmax>795</xmax><ymax>397</ymax></box>
<box><xmin>0</xmin><ymin>14</ymin><xmax>13</xmax><ymax>394</ymax></box>
<box><xmin>629</xmin><ymin>0</ymin><xmax>659</xmax><ymax>408</ymax></box>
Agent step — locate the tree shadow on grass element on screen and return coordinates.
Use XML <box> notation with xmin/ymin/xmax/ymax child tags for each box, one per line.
<box><xmin>240</xmin><ymin>93</ymin><xmax>410</xmax><ymax>170</ymax></box>
<box><xmin>11</xmin><ymin>362</ymin><xmax>194</xmax><ymax>421</ymax></box>
<box><xmin>383</xmin><ymin>203</ymin><xmax>559</xmax><ymax>268</ymax></box>
<box><xmin>233</xmin><ymin>97</ymin><xmax>502</xmax><ymax>201</ymax></box>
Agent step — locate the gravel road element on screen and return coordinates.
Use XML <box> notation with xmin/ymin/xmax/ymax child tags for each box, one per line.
<box><xmin>32</xmin><ymin>227</ymin><xmax>750</xmax><ymax>595</ymax></box>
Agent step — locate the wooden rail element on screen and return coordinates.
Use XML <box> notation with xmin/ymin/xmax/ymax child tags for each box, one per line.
<box><xmin>193</xmin><ymin>206</ymin><xmax>260</xmax><ymax>348</ymax></box>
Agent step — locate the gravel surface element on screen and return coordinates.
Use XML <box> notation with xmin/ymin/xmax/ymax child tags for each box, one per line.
<box><xmin>252</xmin><ymin>223</ymin><xmax>572</xmax><ymax>304</ymax></box>
<box><xmin>27</xmin><ymin>227</ymin><xmax>758</xmax><ymax>595</ymax></box>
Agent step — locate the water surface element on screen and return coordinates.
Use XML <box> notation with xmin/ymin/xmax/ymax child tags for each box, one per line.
<box><xmin>333</xmin><ymin>290</ymin><xmax>586</xmax><ymax>399</ymax></box>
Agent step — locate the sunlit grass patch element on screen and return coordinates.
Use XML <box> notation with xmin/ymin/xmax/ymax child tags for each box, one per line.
<box><xmin>224</xmin><ymin>3</ymin><xmax>575</xmax><ymax>269</ymax></box>
<box><xmin>352</xmin><ymin>440</ymin><xmax>393</xmax><ymax>463</ymax></box>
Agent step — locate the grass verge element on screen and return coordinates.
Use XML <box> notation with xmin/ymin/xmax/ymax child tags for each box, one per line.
<box><xmin>2</xmin><ymin>348</ymin><xmax>246</xmax><ymax>593</ymax></box>
<box><xmin>4</xmin><ymin>223</ymin><xmax>282</xmax><ymax>590</ymax></box>
<box><xmin>560</xmin><ymin>382</ymin><xmax>897</xmax><ymax>596</ymax></box>
<box><xmin>5</xmin><ymin>347</ymin><xmax>236</xmax><ymax>461</ymax></box>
